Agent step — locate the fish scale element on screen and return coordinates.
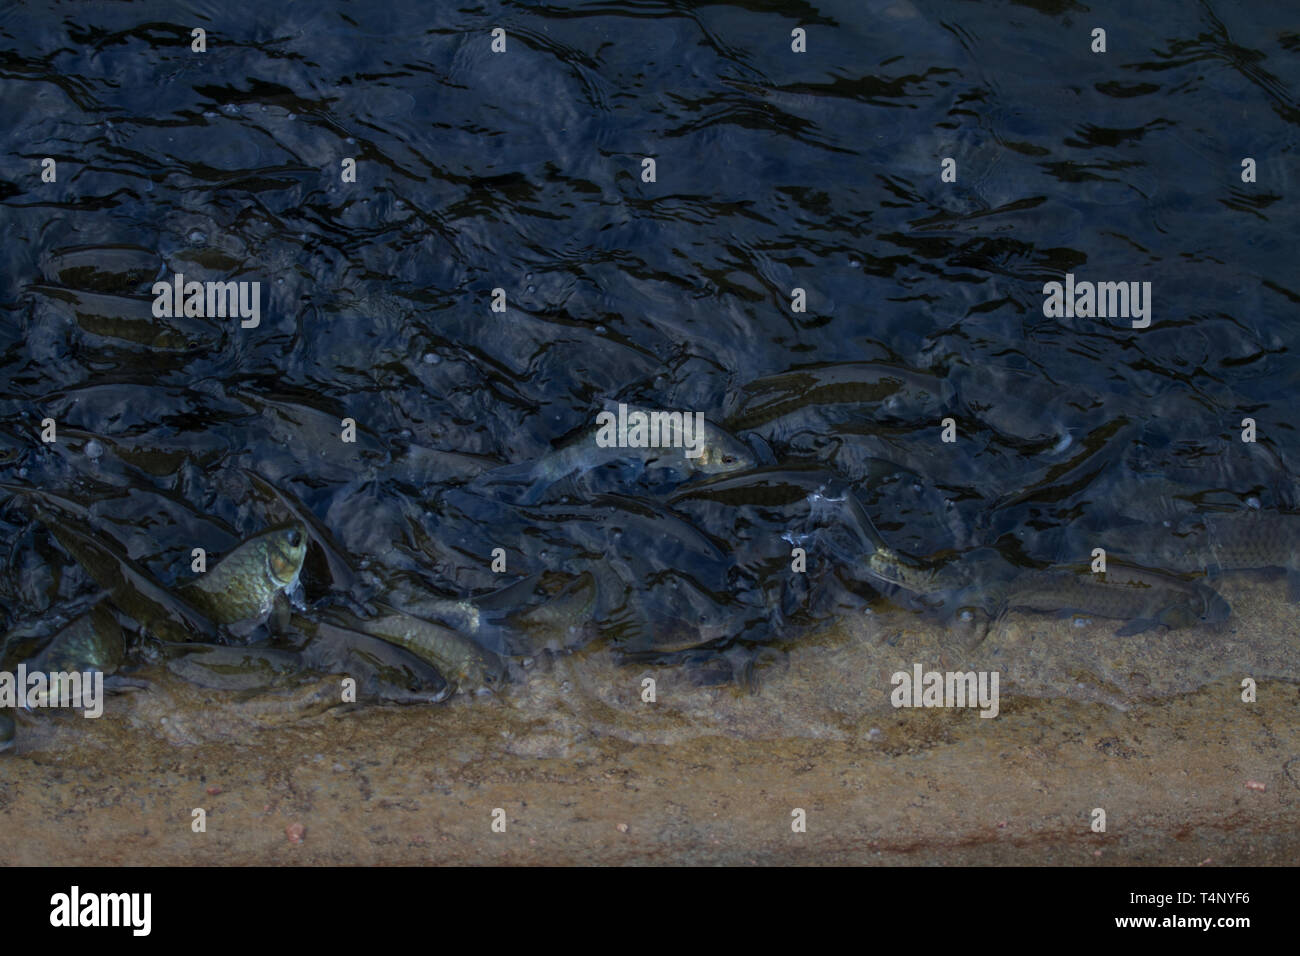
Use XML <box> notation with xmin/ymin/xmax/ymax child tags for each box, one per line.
<box><xmin>176</xmin><ymin>524</ymin><xmax>307</xmax><ymax>627</ymax></box>
<box><xmin>994</xmin><ymin>563</ymin><xmax>1229</xmax><ymax>632</ymax></box>
<box><xmin>1107</xmin><ymin>513</ymin><xmax>1300</xmax><ymax>573</ymax></box>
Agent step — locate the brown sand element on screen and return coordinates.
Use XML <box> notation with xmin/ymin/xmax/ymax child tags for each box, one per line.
<box><xmin>1</xmin><ymin>573</ymin><xmax>1297</xmax><ymax>865</ymax></box>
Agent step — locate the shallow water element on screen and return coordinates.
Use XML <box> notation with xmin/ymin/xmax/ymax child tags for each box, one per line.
<box><xmin>1</xmin><ymin>0</ymin><xmax>1299</xmax><ymax>862</ymax></box>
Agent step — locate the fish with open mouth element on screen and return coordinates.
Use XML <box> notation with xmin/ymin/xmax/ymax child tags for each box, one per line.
<box><xmin>176</xmin><ymin>524</ymin><xmax>308</xmax><ymax>628</ymax></box>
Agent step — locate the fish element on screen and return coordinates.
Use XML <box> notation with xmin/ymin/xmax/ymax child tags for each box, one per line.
<box><xmin>8</xmin><ymin>603</ymin><xmax>126</xmax><ymax>713</ymax></box>
<box><xmin>473</xmin><ymin>405</ymin><xmax>754</xmax><ymax>504</ymax></box>
<box><xmin>992</xmin><ymin>562</ymin><xmax>1230</xmax><ymax>636</ymax></box>
<box><xmin>41</xmin><ymin>244</ymin><xmax>162</xmax><ymax>293</ymax></box>
<box><xmin>668</xmin><ymin>465</ymin><xmax>842</xmax><ymax>508</ymax></box>
<box><xmin>504</xmin><ymin>571</ymin><xmax>600</xmax><ymax>654</ymax></box>
<box><xmin>724</xmin><ymin>362</ymin><xmax>952</xmax><ymax>434</ymax></box>
<box><xmin>1106</xmin><ymin>511</ymin><xmax>1300</xmax><ymax>575</ymax></box>
<box><xmin>0</xmin><ymin>712</ymin><xmax>13</xmax><ymax>752</ymax></box>
<box><xmin>162</xmin><ymin>643</ymin><xmax>307</xmax><ymax>692</ymax></box>
<box><xmin>25</xmin><ymin>601</ymin><xmax>124</xmax><ymax>676</ymax></box>
<box><xmin>289</xmin><ymin>614</ymin><xmax>454</xmax><ymax>705</ymax></box>
<box><xmin>30</xmin><ymin>284</ymin><xmax>210</xmax><ymax>351</ymax></box>
<box><xmin>176</xmin><ymin>524</ymin><xmax>308</xmax><ymax>627</ymax></box>
<box><xmin>323</xmin><ymin>605</ymin><xmax>505</xmax><ymax>692</ymax></box>
<box><xmin>38</xmin><ymin>511</ymin><xmax>218</xmax><ymax>644</ymax></box>
<box><xmin>795</xmin><ymin>485</ymin><xmax>1008</xmax><ymax>600</ymax></box>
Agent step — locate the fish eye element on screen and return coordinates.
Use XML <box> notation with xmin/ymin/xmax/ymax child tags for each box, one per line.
<box><xmin>723</xmin><ymin>455</ymin><xmax>736</xmax><ymax>464</ymax></box>
<box><xmin>286</xmin><ymin>529</ymin><xmax>303</xmax><ymax>548</ymax></box>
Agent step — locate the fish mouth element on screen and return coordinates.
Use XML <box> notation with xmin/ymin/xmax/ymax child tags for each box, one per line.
<box><xmin>266</xmin><ymin>526</ymin><xmax>307</xmax><ymax>586</ymax></box>
<box><xmin>1200</xmin><ymin>590</ymin><xmax>1232</xmax><ymax>624</ymax></box>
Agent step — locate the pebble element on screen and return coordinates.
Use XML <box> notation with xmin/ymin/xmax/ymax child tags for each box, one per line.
<box><xmin>206</xmin><ymin>785</ymin><xmax>222</xmax><ymax>796</ymax></box>
<box><xmin>1245</xmin><ymin>780</ymin><xmax>1267</xmax><ymax>792</ymax></box>
<box><xmin>616</xmin><ymin>823</ymin><xmax>629</xmax><ymax>833</ymax></box>
<box><xmin>286</xmin><ymin>822</ymin><xmax>306</xmax><ymax>844</ymax></box>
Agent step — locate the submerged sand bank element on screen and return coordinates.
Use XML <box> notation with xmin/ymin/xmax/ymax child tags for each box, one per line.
<box><xmin>1</xmin><ymin>574</ymin><xmax>1296</xmax><ymax>865</ymax></box>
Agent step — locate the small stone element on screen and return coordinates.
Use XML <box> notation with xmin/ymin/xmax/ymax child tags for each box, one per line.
<box><xmin>206</xmin><ymin>785</ymin><xmax>222</xmax><ymax>796</ymax></box>
<box><xmin>286</xmin><ymin>822</ymin><xmax>306</xmax><ymax>844</ymax></box>
<box><xmin>616</xmin><ymin>823</ymin><xmax>629</xmax><ymax>833</ymax></box>
<box><xmin>1245</xmin><ymin>780</ymin><xmax>1267</xmax><ymax>792</ymax></box>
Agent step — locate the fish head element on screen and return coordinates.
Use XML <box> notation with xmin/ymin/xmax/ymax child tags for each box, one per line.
<box><xmin>878</xmin><ymin>374</ymin><xmax>952</xmax><ymax>423</ymax></box>
<box><xmin>264</xmin><ymin>524</ymin><xmax>308</xmax><ymax>589</ymax></box>
<box><xmin>1195</xmin><ymin>585</ymin><xmax>1232</xmax><ymax>625</ymax></box>
<box><xmin>691</xmin><ymin>425</ymin><xmax>756</xmax><ymax>474</ymax></box>
<box><xmin>461</xmin><ymin>651</ymin><xmax>508</xmax><ymax>694</ymax></box>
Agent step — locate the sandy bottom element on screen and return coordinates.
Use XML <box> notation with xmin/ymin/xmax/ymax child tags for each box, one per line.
<box><xmin>1</xmin><ymin>573</ymin><xmax>1297</xmax><ymax>865</ymax></box>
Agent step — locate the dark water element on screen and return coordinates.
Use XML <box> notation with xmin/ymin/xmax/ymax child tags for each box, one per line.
<box><xmin>2</xmin><ymin>0</ymin><xmax>1299</xmax><ymax>694</ymax></box>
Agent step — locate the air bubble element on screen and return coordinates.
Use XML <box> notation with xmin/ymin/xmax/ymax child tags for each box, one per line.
<box><xmin>84</xmin><ymin>440</ymin><xmax>103</xmax><ymax>460</ymax></box>
<box><xmin>423</xmin><ymin>352</ymin><xmax>440</xmax><ymax>365</ymax></box>
<box><xmin>188</xmin><ymin>230</ymin><xmax>206</xmax><ymax>243</ymax></box>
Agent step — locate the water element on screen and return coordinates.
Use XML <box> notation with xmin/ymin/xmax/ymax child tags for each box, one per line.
<box><xmin>2</xmin><ymin>0</ymin><xmax>1299</xmax><ymax>760</ymax></box>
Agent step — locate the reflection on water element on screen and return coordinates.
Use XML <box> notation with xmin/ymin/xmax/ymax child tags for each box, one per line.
<box><xmin>2</xmin><ymin>0</ymin><xmax>1299</xmax><ymax>749</ymax></box>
